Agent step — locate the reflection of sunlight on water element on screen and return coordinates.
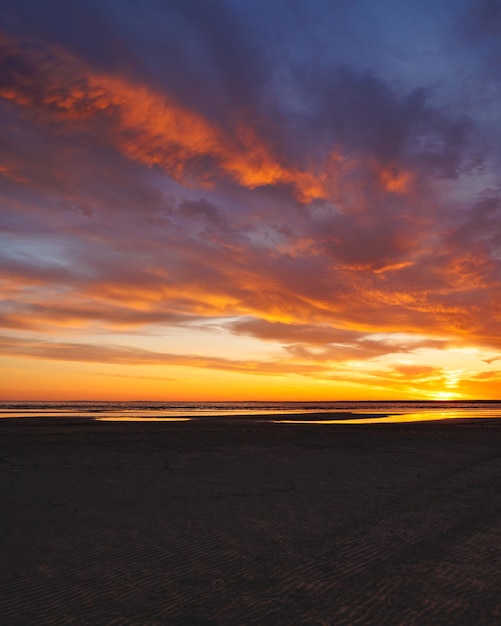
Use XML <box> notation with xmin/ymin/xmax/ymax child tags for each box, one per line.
<box><xmin>93</xmin><ymin>409</ymin><xmax>310</xmax><ymax>421</ymax></box>
<box><xmin>97</xmin><ymin>417</ymin><xmax>191</xmax><ymax>422</ymax></box>
<box><xmin>276</xmin><ymin>410</ymin><xmax>501</xmax><ymax>425</ymax></box>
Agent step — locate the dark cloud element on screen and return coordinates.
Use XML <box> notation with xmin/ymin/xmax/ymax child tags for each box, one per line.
<box><xmin>0</xmin><ymin>0</ymin><xmax>131</xmax><ymax>71</ymax></box>
<box><xmin>472</xmin><ymin>0</ymin><xmax>501</xmax><ymax>35</ymax></box>
<box><xmin>230</xmin><ymin>317</ymin><xmax>446</xmax><ymax>348</ymax></box>
<box><xmin>287</xmin><ymin>66</ymin><xmax>485</xmax><ymax>179</ymax></box>
<box><xmin>176</xmin><ymin>198</ymin><xmax>228</xmax><ymax>232</ymax></box>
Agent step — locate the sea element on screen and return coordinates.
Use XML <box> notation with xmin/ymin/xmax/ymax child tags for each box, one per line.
<box><xmin>2</xmin><ymin>400</ymin><xmax>501</xmax><ymax>424</ymax></box>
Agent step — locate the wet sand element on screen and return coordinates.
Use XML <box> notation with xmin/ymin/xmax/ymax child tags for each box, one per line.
<box><xmin>2</xmin><ymin>418</ymin><xmax>501</xmax><ymax>625</ymax></box>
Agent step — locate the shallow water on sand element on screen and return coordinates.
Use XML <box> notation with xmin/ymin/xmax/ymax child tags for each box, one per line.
<box><xmin>1</xmin><ymin>400</ymin><xmax>501</xmax><ymax>423</ymax></box>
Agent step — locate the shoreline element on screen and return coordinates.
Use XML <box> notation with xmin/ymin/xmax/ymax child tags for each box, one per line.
<box><xmin>1</xmin><ymin>410</ymin><xmax>501</xmax><ymax>429</ymax></box>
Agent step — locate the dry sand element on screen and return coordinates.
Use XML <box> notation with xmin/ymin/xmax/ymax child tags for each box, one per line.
<box><xmin>2</xmin><ymin>417</ymin><xmax>501</xmax><ymax>625</ymax></box>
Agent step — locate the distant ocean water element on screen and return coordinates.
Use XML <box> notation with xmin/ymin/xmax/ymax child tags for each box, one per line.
<box><xmin>2</xmin><ymin>400</ymin><xmax>501</xmax><ymax>423</ymax></box>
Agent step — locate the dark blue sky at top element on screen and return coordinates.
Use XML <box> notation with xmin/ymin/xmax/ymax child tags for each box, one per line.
<box><xmin>3</xmin><ymin>0</ymin><xmax>499</xmax><ymax>118</ymax></box>
<box><xmin>2</xmin><ymin>0</ymin><xmax>499</xmax><ymax>170</ymax></box>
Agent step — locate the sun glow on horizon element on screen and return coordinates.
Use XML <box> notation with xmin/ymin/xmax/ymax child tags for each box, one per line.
<box><xmin>2</xmin><ymin>334</ymin><xmax>501</xmax><ymax>401</ymax></box>
<box><xmin>429</xmin><ymin>390</ymin><xmax>462</xmax><ymax>401</ymax></box>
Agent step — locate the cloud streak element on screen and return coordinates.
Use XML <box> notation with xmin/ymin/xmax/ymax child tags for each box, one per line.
<box><xmin>0</xmin><ymin>33</ymin><xmax>325</xmax><ymax>202</ymax></box>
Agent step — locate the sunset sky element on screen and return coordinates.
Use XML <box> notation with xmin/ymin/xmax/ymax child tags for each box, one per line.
<box><xmin>2</xmin><ymin>0</ymin><xmax>501</xmax><ymax>400</ymax></box>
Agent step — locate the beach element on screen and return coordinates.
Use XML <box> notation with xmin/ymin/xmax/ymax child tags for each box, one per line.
<box><xmin>2</xmin><ymin>418</ymin><xmax>501</xmax><ymax>625</ymax></box>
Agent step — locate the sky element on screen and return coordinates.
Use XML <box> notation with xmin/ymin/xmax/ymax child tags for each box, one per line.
<box><xmin>1</xmin><ymin>0</ymin><xmax>501</xmax><ymax>401</ymax></box>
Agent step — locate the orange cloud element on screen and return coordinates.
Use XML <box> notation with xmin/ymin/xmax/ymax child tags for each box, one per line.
<box><xmin>0</xmin><ymin>33</ymin><xmax>326</xmax><ymax>202</ymax></box>
<box><xmin>0</xmin><ymin>164</ymin><xmax>29</xmax><ymax>184</ymax></box>
<box><xmin>0</xmin><ymin>334</ymin><xmax>331</xmax><ymax>377</ymax></box>
<box><xmin>2</xmin><ymin>35</ymin><xmax>497</xmax><ymax>362</ymax></box>
<box><xmin>378</xmin><ymin>164</ymin><xmax>413</xmax><ymax>193</ymax></box>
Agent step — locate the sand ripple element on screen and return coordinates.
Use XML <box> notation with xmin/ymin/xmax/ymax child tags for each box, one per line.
<box><xmin>1</xmin><ymin>421</ymin><xmax>501</xmax><ymax>624</ymax></box>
